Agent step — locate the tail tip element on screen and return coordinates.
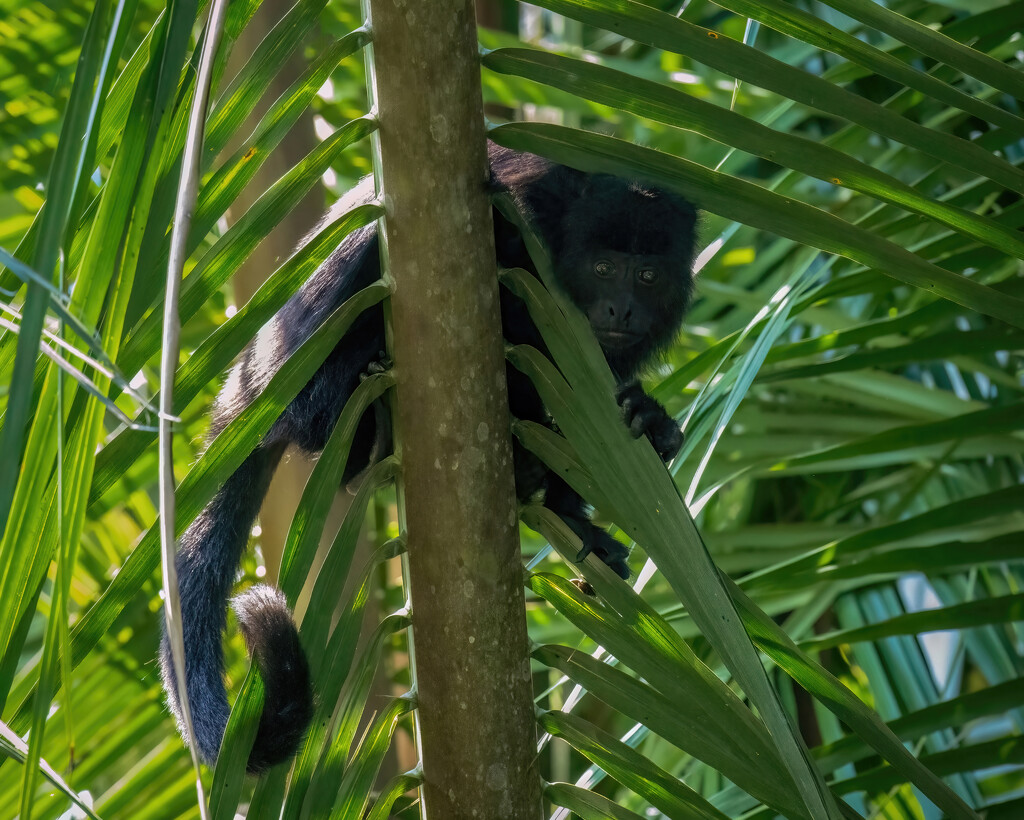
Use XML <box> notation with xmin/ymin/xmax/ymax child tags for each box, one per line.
<box><xmin>232</xmin><ymin>584</ymin><xmax>291</xmax><ymax>638</ymax></box>
<box><xmin>232</xmin><ymin>584</ymin><xmax>315</xmax><ymax>773</ymax></box>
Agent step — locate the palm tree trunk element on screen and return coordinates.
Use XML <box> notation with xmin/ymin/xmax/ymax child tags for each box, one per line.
<box><xmin>363</xmin><ymin>0</ymin><xmax>543</xmax><ymax>816</ymax></box>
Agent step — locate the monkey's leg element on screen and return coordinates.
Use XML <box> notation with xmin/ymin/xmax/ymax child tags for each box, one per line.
<box><xmin>342</xmin><ymin>353</ymin><xmax>394</xmax><ymax>493</ymax></box>
<box><xmin>276</xmin><ymin>308</ymin><xmax>387</xmax><ymax>468</ymax></box>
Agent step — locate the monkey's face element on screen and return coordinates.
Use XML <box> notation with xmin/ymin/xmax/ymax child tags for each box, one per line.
<box><xmin>554</xmin><ymin>238</ymin><xmax>693</xmax><ymax>374</ymax></box>
<box><xmin>571</xmin><ymin>250</ymin><xmax>673</xmax><ymax>350</ymax></box>
<box><xmin>545</xmin><ymin>173</ymin><xmax>698</xmax><ymax>374</ymax></box>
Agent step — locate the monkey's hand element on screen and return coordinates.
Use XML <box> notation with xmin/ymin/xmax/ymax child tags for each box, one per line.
<box><xmin>361</xmin><ymin>351</ymin><xmax>392</xmax><ymax>380</ymax></box>
<box><xmin>616</xmin><ymin>382</ymin><xmax>682</xmax><ymax>462</ymax></box>
<box><xmin>573</xmin><ymin>525</ymin><xmax>631</xmax><ymax>580</ymax></box>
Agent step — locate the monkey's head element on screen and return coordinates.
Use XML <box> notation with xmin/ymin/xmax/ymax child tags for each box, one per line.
<box><xmin>552</xmin><ymin>173</ymin><xmax>698</xmax><ymax>377</ymax></box>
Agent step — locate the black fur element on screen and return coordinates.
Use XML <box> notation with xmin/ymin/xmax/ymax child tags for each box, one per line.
<box><xmin>160</xmin><ymin>142</ymin><xmax>697</xmax><ymax>773</ymax></box>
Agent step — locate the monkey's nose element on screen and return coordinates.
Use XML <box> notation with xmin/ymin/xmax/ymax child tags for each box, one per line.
<box><xmin>606</xmin><ymin>303</ymin><xmax>632</xmax><ymax>322</ymax></box>
<box><xmin>591</xmin><ymin>300</ymin><xmax>633</xmax><ymax>329</ymax></box>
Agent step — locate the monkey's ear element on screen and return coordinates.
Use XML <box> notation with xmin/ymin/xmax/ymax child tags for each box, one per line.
<box><xmin>522</xmin><ymin>163</ymin><xmax>588</xmax><ymax>232</ymax></box>
<box><xmin>547</xmin><ymin>163</ymin><xmax>589</xmax><ymax>199</ymax></box>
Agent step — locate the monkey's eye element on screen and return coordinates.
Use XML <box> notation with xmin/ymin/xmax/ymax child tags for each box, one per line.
<box><xmin>637</xmin><ymin>268</ymin><xmax>658</xmax><ymax>285</ymax></box>
<box><xmin>594</xmin><ymin>260</ymin><xmax>616</xmax><ymax>278</ymax></box>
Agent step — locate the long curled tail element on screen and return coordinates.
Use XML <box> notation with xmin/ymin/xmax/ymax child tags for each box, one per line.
<box><xmin>159</xmin><ymin>444</ymin><xmax>314</xmax><ymax>773</ymax></box>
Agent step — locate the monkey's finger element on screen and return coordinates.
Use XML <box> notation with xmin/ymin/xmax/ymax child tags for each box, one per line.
<box><xmin>615</xmin><ymin>380</ymin><xmax>642</xmax><ymax>405</ymax></box>
<box><xmin>574</xmin><ymin>544</ymin><xmax>594</xmax><ymax>563</ymax></box>
<box><xmin>629</xmin><ymin>411</ymin><xmax>655</xmax><ymax>439</ymax></box>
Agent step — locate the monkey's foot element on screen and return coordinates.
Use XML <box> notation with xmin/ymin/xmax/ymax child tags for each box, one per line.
<box><xmin>616</xmin><ymin>382</ymin><xmax>683</xmax><ymax>462</ymax></box>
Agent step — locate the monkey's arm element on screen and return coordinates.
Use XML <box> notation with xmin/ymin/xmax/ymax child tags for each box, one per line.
<box><xmin>541</xmin><ymin>382</ymin><xmax>678</xmax><ymax>581</ymax></box>
<box><xmin>544</xmin><ymin>474</ymin><xmax>631</xmax><ymax>579</ymax></box>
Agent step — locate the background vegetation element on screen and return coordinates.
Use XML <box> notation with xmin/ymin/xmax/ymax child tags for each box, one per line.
<box><xmin>0</xmin><ymin>0</ymin><xmax>1021</xmax><ymax>817</ymax></box>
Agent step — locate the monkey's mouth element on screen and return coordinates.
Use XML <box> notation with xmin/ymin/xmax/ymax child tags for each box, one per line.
<box><xmin>593</xmin><ymin>329</ymin><xmax>642</xmax><ymax>349</ymax></box>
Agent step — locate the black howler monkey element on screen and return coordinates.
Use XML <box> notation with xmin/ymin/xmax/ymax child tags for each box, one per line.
<box><xmin>160</xmin><ymin>142</ymin><xmax>698</xmax><ymax>773</ymax></box>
